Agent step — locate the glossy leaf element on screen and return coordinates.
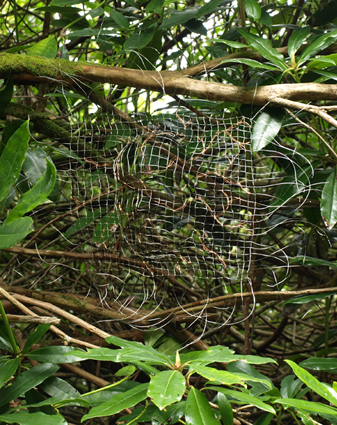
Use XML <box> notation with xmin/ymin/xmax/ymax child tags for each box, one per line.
<box><xmin>299</xmin><ymin>29</ymin><xmax>337</xmax><ymax>65</ymax></box>
<box><xmin>146</xmin><ymin>0</ymin><xmax>165</xmax><ymax>14</ymax></box>
<box><xmin>163</xmin><ymin>401</ymin><xmax>185</xmax><ymax>423</ymax></box>
<box><xmin>186</xmin><ymin>387</ymin><xmax>221</xmax><ymax>425</ymax></box>
<box><xmin>209</xmin><ymin>387</ymin><xmax>275</xmax><ymax>414</ymax></box>
<box><xmin>27</xmin><ymin>35</ymin><xmax>58</xmax><ymax>59</ymax></box>
<box><xmin>64</xmin><ymin>210</ymin><xmax>101</xmax><ymax>238</ymax></box>
<box><xmin>253</xmin><ymin>412</ymin><xmax>274</xmax><ymax>425</ymax></box>
<box><xmin>0</xmin><ymin>363</ymin><xmax>59</xmax><ymax>406</ymax></box>
<box><xmin>283</xmin><ymin>291</ymin><xmax>336</xmax><ymax>305</ymax></box>
<box><xmin>82</xmin><ymin>383</ymin><xmax>148</xmax><ymax>421</ymax></box>
<box><xmin>280</xmin><ymin>375</ymin><xmax>303</xmax><ymax>399</ymax></box>
<box><xmin>244</xmin><ymin>0</ymin><xmax>261</xmax><ymax>20</ymax></box>
<box><xmin>300</xmin><ymin>358</ymin><xmax>337</xmax><ymax>373</ymax></box>
<box><xmin>124</xmin><ymin>27</ymin><xmax>156</xmax><ymax>51</ymax></box>
<box><xmin>110</xmin><ymin>9</ymin><xmax>129</xmax><ymax>28</ymax></box>
<box><xmin>238</xmin><ymin>29</ymin><xmax>287</xmax><ymax>69</ymax></box>
<box><xmin>285</xmin><ymin>360</ymin><xmax>337</xmax><ymax>405</ymax></box>
<box><xmin>191</xmin><ymin>365</ymin><xmax>272</xmax><ymax>388</ymax></box>
<box><xmin>289</xmin><ymin>256</ymin><xmax>337</xmax><ymax>268</ymax></box>
<box><xmin>288</xmin><ymin>27</ymin><xmax>310</xmax><ymax>61</ymax></box>
<box><xmin>0</xmin><ymin>357</ymin><xmax>20</xmax><ymax>387</ymax></box>
<box><xmin>0</xmin><ymin>217</ymin><xmax>33</xmax><ymax>249</ymax></box>
<box><xmin>275</xmin><ymin>397</ymin><xmax>337</xmax><ymax>415</ymax></box>
<box><xmin>252</xmin><ymin>110</ymin><xmax>284</xmax><ymax>152</ymax></box>
<box><xmin>27</xmin><ymin>346</ymin><xmax>86</xmax><ymax>363</ymax></box>
<box><xmin>0</xmin><ymin>76</ymin><xmax>13</xmax><ymax>117</ymax></box>
<box><xmin>148</xmin><ymin>370</ymin><xmax>185</xmax><ymax>410</ymax></box>
<box><xmin>0</xmin><ymin>411</ymin><xmax>67</xmax><ymax>425</ymax></box>
<box><xmin>23</xmin><ymin>147</ymin><xmax>49</xmax><ymax>186</ymax></box>
<box><xmin>196</xmin><ymin>0</ymin><xmax>222</xmax><ymax>19</ymax></box>
<box><xmin>22</xmin><ymin>324</ymin><xmax>51</xmax><ymax>355</ymax></box>
<box><xmin>40</xmin><ymin>376</ymin><xmax>81</xmax><ymax>399</ymax></box>
<box><xmin>221</xmin><ymin>58</ymin><xmax>281</xmax><ymax>70</ymax></box>
<box><xmin>5</xmin><ymin>159</ymin><xmax>56</xmax><ymax>223</ymax></box>
<box><xmin>321</xmin><ymin>169</ymin><xmax>337</xmax><ymax>230</ymax></box>
<box><xmin>217</xmin><ymin>392</ymin><xmax>233</xmax><ymax>424</ymax></box>
<box><xmin>227</xmin><ymin>361</ymin><xmax>273</xmax><ymax>388</ymax></box>
<box><xmin>0</xmin><ymin>120</ymin><xmax>30</xmax><ymax>204</ymax></box>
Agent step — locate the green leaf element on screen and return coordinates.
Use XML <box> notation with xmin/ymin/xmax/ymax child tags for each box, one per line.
<box><xmin>64</xmin><ymin>210</ymin><xmax>101</xmax><ymax>238</ymax></box>
<box><xmin>191</xmin><ymin>365</ymin><xmax>272</xmax><ymax>388</ymax></box>
<box><xmin>280</xmin><ymin>375</ymin><xmax>303</xmax><ymax>399</ymax></box>
<box><xmin>110</xmin><ymin>9</ymin><xmax>129</xmax><ymax>29</ymax></box>
<box><xmin>0</xmin><ymin>411</ymin><xmax>67</xmax><ymax>425</ymax></box>
<box><xmin>299</xmin><ymin>29</ymin><xmax>337</xmax><ymax>65</ymax></box>
<box><xmin>144</xmin><ymin>328</ymin><xmax>165</xmax><ymax>347</ymax></box>
<box><xmin>27</xmin><ymin>36</ymin><xmax>58</xmax><ymax>59</ymax></box>
<box><xmin>23</xmin><ymin>147</ymin><xmax>49</xmax><ymax>186</ymax></box>
<box><xmin>146</xmin><ymin>0</ymin><xmax>164</xmax><ymax>14</ymax></box>
<box><xmin>217</xmin><ymin>392</ymin><xmax>233</xmax><ymax>424</ymax></box>
<box><xmin>221</xmin><ymin>58</ymin><xmax>281</xmax><ymax>70</ymax></box>
<box><xmin>82</xmin><ymin>383</ymin><xmax>148</xmax><ymax>421</ymax></box>
<box><xmin>300</xmin><ymin>358</ymin><xmax>337</xmax><ymax>373</ymax></box>
<box><xmin>40</xmin><ymin>376</ymin><xmax>81</xmax><ymax>399</ymax></box>
<box><xmin>0</xmin><ymin>217</ymin><xmax>33</xmax><ymax>249</ymax></box>
<box><xmin>160</xmin><ymin>7</ymin><xmax>200</xmax><ymax>29</ymax></box>
<box><xmin>321</xmin><ymin>169</ymin><xmax>337</xmax><ymax>230</ymax></box>
<box><xmin>115</xmin><ymin>365</ymin><xmax>136</xmax><ymax>377</ymax></box>
<box><xmin>210</xmin><ymin>39</ymin><xmax>246</xmax><ymax>48</ymax></box>
<box><xmin>275</xmin><ymin>398</ymin><xmax>337</xmax><ymax>415</ymax></box>
<box><xmin>148</xmin><ymin>370</ymin><xmax>185</xmax><ymax>410</ymax></box>
<box><xmin>0</xmin><ymin>120</ymin><xmax>30</xmax><ymax>204</ymax></box>
<box><xmin>0</xmin><ymin>76</ymin><xmax>13</xmax><ymax>117</ymax></box>
<box><xmin>27</xmin><ymin>346</ymin><xmax>86</xmax><ymax>363</ymax></box>
<box><xmin>283</xmin><ymin>291</ymin><xmax>337</xmax><ymax>305</ymax></box>
<box><xmin>0</xmin><ymin>363</ymin><xmax>59</xmax><ymax>406</ymax></box>
<box><xmin>288</xmin><ymin>27</ymin><xmax>310</xmax><ymax>60</ymax></box>
<box><xmin>92</xmin><ymin>211</ymin><xmax>120</xmax><ymax>245</ymax></box>
<box><xmin>186</xmin><ymin>387</ymin><xmax>221</xmax><ymax>425</ymax></box>
<box><xmin>0</xmin><ymin>357</ymin><xmax>20</xmax><ymax>387</ymax></box>
<box><xmin>124</xmin><ymin>27</ymin><xmax>156</xmax><ymax>51</ymax></box>
<box><xmin>5</xmin><ymin>159</ymin><xmax>56</xmax><ymax>223</ymax></box>
<box><xmin>306</xmin><ymin>56</ymin><xmax>337</xmax><ymax>69</ymax></box>
<box><xmin>163</xmin><ymin>401</ymin><xmax>185</xmax><ymax>423</ymax></box>
<box><xmin>252</xmin><ymin>110</ymin><xmax>284</xmax><ymax>152</ymax></box>
<box><xmin>209</xmin><ymin>387</ymin><xmax>275</xmax><ymax>414</ymax></box>
<box><xmin>285</xmin><ymin>360</ymin><xmax>337</xmax><ymax>406</ymax></box>
<box><xmin>244</xmin><ymin>0</ymin><xmax>261</xmax><ymax>20</ymax></box>
<box><xmin>22</xmin><ymin>324</ymin><xmax>51</xmax><ymax>355</ymax></box>
<box><xmin>196</xmin><ymin>0</ymin><xmax>222</xmax><ymax>19</ymax></box>
<box><xmin>238</xmin><ymin>29</ymin><xmax>287</xmax><ymax>70</ymax></box>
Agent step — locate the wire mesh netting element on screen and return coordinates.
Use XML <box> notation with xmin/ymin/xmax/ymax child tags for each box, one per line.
<box><xmin>3</xmin><ymin>106</ymin><xmax>314</xmax><ymax>330</ymax></box>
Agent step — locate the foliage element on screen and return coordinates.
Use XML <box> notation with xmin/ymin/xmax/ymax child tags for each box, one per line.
<box><xmin>1</xmin><ymin>0</ymin><xmax>337</xmax><ymax>424</ymax></box>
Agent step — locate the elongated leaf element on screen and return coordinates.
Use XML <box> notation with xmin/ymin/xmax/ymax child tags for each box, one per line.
<box><xmin>0</xmin><ymin>357</ymin><xmax>20</xmax><ymax>387</ymax></box>
<box><xmin>0</xmin><ymin>120</ymin><xmax>30</xmax><ymax>204</ymax></box>
<box><xmin>209</xmin><ymin>387</ymin><xmax>275</xmax><ymax>414</ymax></box>
<box><xmin>110</xmin><ymin>9</ymin><xmax>129</xmax><ymax>28</ymax></box>
<box><xmin>321</xmin><ymin>169</ymin><xmax>337</xmax><ymax>230</ymax></box>
<box><xmin>0</xmin><ymin>76</ymin><xmax>13</xmax><ymax>117</ymax></box>
<box><xmin>217</xmin><ymin>392</ymin><xmax>233</xmax><ymax>424</ymax></box>
<box><xmin>196</xmin><ymin>0</ymin><xmax>222</xmax><ymax>19</ymax></box>
<box><xmin>238</xmin><ymin>29</ymin><xmax>287</xmax><ymax>69</ymax></box>
<box><xmin>280</xmin><ymin>375</ymin><xmax>303</xmax><ymax>399</ymax></box>
<box><xmin>191</xmin><ymin>365</ymin><xmax>272</xmax><ymax>388</ymax></box>
<box><xmin>186</xmin><ymin>387</ymin><xmax>221</xmax><ymax>425</ymax></box>
<box><xmin>92</xmin><ymin>211</ymin><xmax>120</xmax><ymax>244</ymax></box>
<box><xmin>23</xmin><ymin>147</ymin><xmax>49</xmax><ymax>186</ymax></box>
<box><xmin>227</xmin><ymin>361</ymin><xmax>273</xmax><ymax>388</ymax></box>
<box><xmin>146</xmin><ymin>0</ymin><xmax>165</xmax><ymax>14</ymax></box>
<box><xmin>0</xmin><ymin>363</ymin><xmax>59</xmax><ymax>406</ymax></box>
<box><xmin>6</xmin><ymin>159</ymin><xmax>56</xmax><ymax>223</ymax></box>
<box><xmin>0</xmin><ymin>217</ymin><xmax>33</xmax><ymax>249</ymax></box>
<box><xmin>40</xmin><ymin>376</ymin><xmax>81</xmax><ymax>399</ymax></box>
<box><xmin>82</xmin><ymin>383</ymin><xmax>148</xmax><ymax>421</ymax></box>
<box><xmin>160</xmin><ymin>7</ymin><xmax>200</xmax><ymax>29</ymax></box>
<box><xmin>244</xmin><ymin>0</ymin><xmax>261</xmax><ymax>20</ymax></box>
<box><xmin>0</xmin><ymin>411</ymin><xmax>67</xmax><ymax>425</ymax></box>
<box><xmin>252</xmin><ymin>110</ymin><xmax>284</xmax><ymax>152</ymax></box>
<box><xmin>275</xmin><ymin>397</ymin><xmax>337</xmax><ymax>415</ymax></box>
<box><xmin>27</xmin><ymin>346</ymin><xmax>85</xmax><ymax>363</ymax></box>
<box><xmin>283</xmin><ymin>292</ymin><xmax>336</xmax><ymax>305</ymax></box>
<box><xmin>22</xmin><ymin>324</ymin><xmax>51</xmax><ymax>355</ymax></box>
<box><xmin>148</xmin><ymin>370</ymin><xmax>185</xmax><ymax>410</ymax></box>
<box><xmin>27</xmin><ymin>35</ymin><xmax>58</xmax><ymax>59</ymax></box>
<box><xmin>300</xmin><ymin>358</ymin><xmax>337</xmax><ymax>373</ymax></box>
<box><xmin>163</xmin><ymin>401</ymin><xmax>185</xmax><ymax>423</ymax></box>
<box><xmin>289</xmin><ymin>256</ymin><xmax>337</xmax><ymax>268</ymax></box>
<box><xmin>221</xmin><ymin>58</ymin><xmax>281</xmax><ymax>70</ymax></box>
<box><xmin>124</xmin><ymin>27</ymin><xmax>155</xmax><ymax>51</ymax></box>
<box><xmin>299</xmin><ymin>29</ymin><xmax>337</xmax><ymax>65</ymax></box>
<box><xmin>285</xmin><ymin>360</ymin><xmax>337</xmax><ymax>406</ymax></box>
<box><xmin>65</xmin><ymin>210</ymin><xmax>101</xmax><ymax>238</ymax></box>
<box><xmin>288</xmin><ymin>27</ymin><xmax>310</xmax><ymax>60</ymax></box>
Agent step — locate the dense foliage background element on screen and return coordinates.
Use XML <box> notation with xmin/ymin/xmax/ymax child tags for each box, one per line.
<box><xmin>2</xmin><ymin>0</ymin><xmax>337</xmax><ymax>424</ymax></box>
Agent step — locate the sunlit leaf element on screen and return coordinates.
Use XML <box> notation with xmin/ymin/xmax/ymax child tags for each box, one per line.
<box><xmin>275</xmin><ymin>397</ymin><xmax>337</xmax><ymax>415</ymax></box>
<box><xmin>27</xmin><ymin>346</ymin><xmax>86</xmax><ymax>363</ymax></box>
<box><xmin>244</xmin><ymin>0</ymin><xmax>261</xmax><ymax>20</ymax></box>
<box><xmin>148</xmin><ymin>370</ymin><xmax>185</xmax><ymax>410</ymax></box>
<box><xmin>186</xmin><ymin>387</ymin><xmax>221</xmax><ymax>425</ymax></box>
<box><xmin>252</xmin><ymin>110</ymin><xmax>284</xmax><ymax>152</ymax></box>
<box><xmin>288</xmin><ymin>27</ymin><xmax>310</xmax><ymax>61</ymax></box>
<box><xmin>299</xmin><ymin>29</ymin><xmax>337</xmax><ymax>65</ymax></box>
<box><xmin>27</xmin><ymin>36</ymin><xmax>58</xmax><ymax>59</ymax></box>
